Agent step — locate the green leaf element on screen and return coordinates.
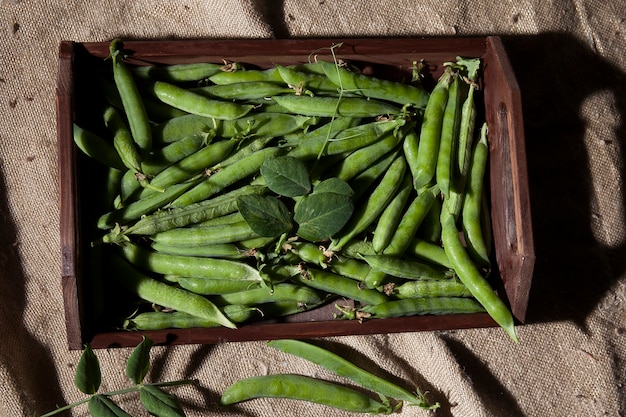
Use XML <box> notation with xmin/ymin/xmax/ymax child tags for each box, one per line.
<box><xmin>312</xmin><ymin>177</ymin><xmax>353</xmax><ymax>197</ymax></box>
<box><xmin>294</xmin><ymin>192</ymin><xmax>354</xmax><ymax>242</ymax></box>
<box><xmin>260</xmin><ymin>155</ymin><xmax>311</xmax><ymax>197</ymax></box>
<box><xmin>237</xmin><ymin>194</ymin><xmax>292</xmax><ymax>237</ymax></box>
<box><xmin>74</xmin><ymin>344</ymin><xmax>101</xmax><ymax>395</ymax></box>
<box><xmin>88</xmin><ymin>394</ymin><xmax>133</xmax><ymax>417</ymax></box>
<box><xmin>140</xmin><ymin>384</ymin><xmax>186</xmax><ymax>417</ymax></box>
<box><xmin>126</xmin><ymin>335</ymin><xmax>154</xmax><ymax>384</ymax></box>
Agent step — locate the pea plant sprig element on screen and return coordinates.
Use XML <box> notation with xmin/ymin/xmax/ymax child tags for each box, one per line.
<box><xmin>41</xmin><ymin>336</ymin><xmax>194</xmax><ymax>417</ymax></box>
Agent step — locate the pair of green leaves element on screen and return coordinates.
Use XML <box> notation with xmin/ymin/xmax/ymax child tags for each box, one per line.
<box><xmin>237</xmin><ymin>155</ymin><xmax>354</xmax><ymax>242</ymax></box>
<box><xmin>44</xmin><ymin>336</ymin><xmax>189</xmax><ymax>417</ymax></box>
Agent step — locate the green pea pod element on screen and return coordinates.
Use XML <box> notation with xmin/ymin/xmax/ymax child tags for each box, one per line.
<box><xmin>317</xmin><ymin>59</ymin><xmax>430</xmax><ymax>108</ymax></box>
<box><xmin>272</xmin><ymin>95</ymin><xmax>401</xmax><ymax>118</ymax></box>
<box><xmin>88</xmin><ymin>394</ymin><xmax>132</xmax><ymax>417</ymax></box>
<box><xmin>190</xmin><ymin>81</ymin><xmax>293</xmax><ymax>100</ymax></box>
<box><xmin>132</xmin><ymin>62</ymin><xmax>224</xmax><ymax>82</ymax></box>
<box><xmin>125</xmin><ymin>305</ymin><xmax>259</xmax><ymax>330</ymax></box>
<box><xmin>372</xmin><ymin>172</ymin><xmax>413</xmax><ymax>253</ymax></box>
<box><xmin>209</xmin><ymin>67</ymin><xmax>282</xmax><ymax>84</ymax></box>
<box><xmin>151</xmin><ymin>221</ymin><xmax>260</xmax><ymax>247</ymax></box>
<box><xmin>112</xmin><ymin>250</ymin><xmax>237</xmax><ymax>329</ymax></box>
<box><xmin>103</xmin><ymin>105</ymin><xmax>143</xmax><ymax>174</ymax></box>
<box><xmin>220</xmin><ymin>374</ymin><xmax>395</xmax><ymax>414</ymax></box>
<box><xmin>392</xmin><ymin>280</ymin><xmax>473</xmax><ymax>299</ymax></box>
<box><xmin>436</xmin><ymin>73</ymin><xmax>464</xmax><ymax>199</ymax></box>
<box><xmin>151</xmin><ymin>80</ymin><xmax>255</xmax><ymax>120</ymax></box>
<box><xmin>139</xmin><ymin>384</ymin><xmax>185</xmax><ymax>417</ymax></box>
<box><xmin>412</xmin><ymin>69</ymin><xmax>452</xmax><ymax>191</ymax></box>
<box><xmin>109</xmin><ymin>39</ymin><xmax>152</xmax><ymax>154</ymax></box>
<box><xmin>441</xmin><ymin>201</ymin><xmax>518</xmax><ymax>342</ymax></box>
<box><xmin>351</xmin><ymin>296</ymin><xmax>485</xmax><ymax>319</ymax></box>
<box><xmin>330</xmin><ymin>154</ymin><xmax>407</xmax><ymax>252</ymax></box>
<box><xmin>168</xmin><ymin>275</ymin><xmax>262</xmax><ymax>295</ymax></box>
<box><xmin>275</xmin><ymin>64</ymin><xmax>340</xmax><ymax>94</ymax></box>
<box><xmin>267</xmin><ymin>339</ymin><xmax>438</xmax><ymax>410</ymax></box>
<box><xmin>141</xmin><ymin>134</ymin><xmax>206</xmax><ymax>176</ymax></box>
<box><xmin>211</xmin><ymin>282</ymin><xmax>323</xmax><ymax>306</ymax></box>
<box><xmin>360</xmin><ymin>254</ymin><xmax>453</xmax><ymax>281</ymax></box>
<box><xmin>73</xmin><ymin>124</ymin><xmax>126</xmax><ymax>171</ymax></box>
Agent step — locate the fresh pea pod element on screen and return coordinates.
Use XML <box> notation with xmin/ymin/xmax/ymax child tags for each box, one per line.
<box><xmin>151</xmin><ymin>221</ymin><xmax>261</xmax><ymax>247</ymax></box>
<box><xmin>317</xmin><ymin>59</ymin><xmax>430</xmax><ymax>108</ymax></box>
<box><xmin>405</xmin><ymin>238</ymin><xmax>452</xmax><ymax>269</ymax></box>
<box><xmin>120</xmin><ymin>242</ymin><xmax>263</xmax><ymax>283</ymax></box>
<box><xmin>330</xmin><ymin>154</ymin><xmax>407</xmax><ymax>252</ymax></box>
<box><xmin>272</xmin><ymin>95</ymin><xmax>401</xmax><ymax>118</ymax></box>
<box><xmin>348</xmin><ymin>149</ymin><xmax>399</xmax><ymax>200</ymax></box>
<box><xmin>275</xmin><ymin>64</ymin><xmax>340</xmax><ymax>94</ymax></box>
<box><xmin>152</xmin><ymin>114</ymin><xmax>218</xmax><ymax>145</ymax></box>
<box><xmin>208</xmin><ymin>67</ymin><xmax>282</xmax><ymax>84</ymax></box>
<box><xmin>441</xmin><ymin>202</ymin><xmax>518</xmax><ymax>342</ymax></box>
<box><xmin>166</xmin><ymin>275</ymin><xmax>263</xmax><ymax>296</ymax></box>
<box><xmin>412</xmin><ymin>69</ymin><xmax>452</xmax><ymax>191</ymax></box>
<box><xmin>132</xmin><ymin>62</ymin><xmax>224</xmax><ymax>82</ymax></box>
<box><xmin>125</xmin><ymin>305</ymin><xmax>259</xmax><ymax>330</ymax></box>
<box><xmin>211</xmin><ymin>282</ymin><xmax>323</xmax><ymax>306</ymax></box>
<box><xmin>220</xmin><ymin>374</ymin><xmax>394</xmax><ymax>414</ymax></box>
<box><xmin>141</xmin><ymin>134</ymin><xmax>206</xmax><ymax>176</ymax></box>
<box><xmin>150</xmin><ymin>81</ymin><xmax>255</xmax><ymax>120</ymax></box>
<box><xmin>73</xmin><ymin>123</ymin><xmax>126</xmax><ymax>171</ymax></box>
<box><xmin>190</xmin><ymin>81</ymin><xmax>293</xmax><ymax>101</ymax></box>
<box><xmin>360</xmin><ymin>254</ymin><xmax>454</xmax><ymax>281</ymax></box>
<box><xmin>109</xmin><ymin>39</ymin><xmax>152</xmax><ymax>154</ymax></box>
<box><xmin>382</xmin><ymin>184</ymin><xmax>439</xmax><ymax>256</ymax></box>
<box><xmin>111</xmin><ymin>251</ymin><xmax>237</xmax><ymax>329</ymax></box>
<box><xmin>345</xmin><ymin>296</ymin><xmax>485</xmax><ymax>319</ymax></box>
<box><xmin>291</xmin><ymin>266</ymin><xmax>389</xmax><ymax>306</ymax></box>
<box><xmin>391</xmin><ymin>279</ymin><xmax>473</xmax><ymax>299</ymax></box>
<box><xmin>103</xmin><ymin>105</ymin><xmax>143</xmax><ymax>174</ymax></box>
<box><xmin>372</xmin><ymin>172</ymin><xmax>413</xmax><ymax>253</ymax></box>
<box><xmin>461</xmin><ymin>122</ymin><xmax>491</xmax><ymax>269</ymax></box>
<box><xmin>436</xmin><ymin>73</ymin><xmax>464</xmax><ymax>199</ymax></box>
<box><xmin>151</xmin><ymin>242</ymin><xmax>254</xmax><ymax>259</ymax></box>
<box><xmin>139</xmin><ymin>384</ymin><xmax>185</xmax><ymax>417</ymax></box>
<box><xmin>170</xmin><ymin>146</ymin><xmax>284</xmax><ymax>207</ymax></box>
<box><xmin>267</xmin><ymin>339</ymin><xmax>437</xmax><ymax>409</ymax></box>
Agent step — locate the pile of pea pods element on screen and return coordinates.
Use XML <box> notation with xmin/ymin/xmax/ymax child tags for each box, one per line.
<box><xmin>74</xmin><ymin>39</ymin><xmax>517</xmax><ymax>343</ymax></box>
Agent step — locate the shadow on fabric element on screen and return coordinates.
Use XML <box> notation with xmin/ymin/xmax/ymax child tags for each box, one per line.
<box><xmin>0</xmin><ymin>166</ymin><xmax>63</xmax><ymax>414</ymax></box>
<box><xmin>500</xmin><ymin>32</ymin><xmax>626</xmax><ymax>331</ymax></box>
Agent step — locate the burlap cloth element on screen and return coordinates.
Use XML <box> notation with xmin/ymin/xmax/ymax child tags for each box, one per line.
<box><xmin>1</xmin><ymin>1</ymin><xmax>625</xmax><ymax>416</ymax></box>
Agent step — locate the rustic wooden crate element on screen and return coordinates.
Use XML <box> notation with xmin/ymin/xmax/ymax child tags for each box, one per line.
<box><xmin>57</xmin><ymin>36</ymin><xmax>534</xmax><ymax>349</ymax></box>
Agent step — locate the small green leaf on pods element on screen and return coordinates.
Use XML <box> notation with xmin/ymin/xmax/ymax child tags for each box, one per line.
<box><xmin>88</xmin><ymin>394</ymin><xmax>133</xmax><ymax>417</ymax></box>
<box><xmin>237</xmin><ymin>194</ymin><xmax>292</xmax><ymax>237</ymax></box>
<box><xmin>261</xmin><ymin>155</ymin><xmax>311</xmax><ymax>197</ymax></box>
<box><xmin>294</xmin><ymin>192</ymin><xmax>353</xmax><ymax>242</ymax></box>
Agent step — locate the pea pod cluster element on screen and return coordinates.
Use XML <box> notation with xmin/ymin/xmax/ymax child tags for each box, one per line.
<box><xmin>74</xmin><ymin>40</ymin><xmax>515</xmax><ymax>341</ymax></box>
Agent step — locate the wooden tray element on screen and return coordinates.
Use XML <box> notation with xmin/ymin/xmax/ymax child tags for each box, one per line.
<box><xmin>56</xmin><ymin>36</ymin><xmax>534</xmax><ymax>349</ymax></box>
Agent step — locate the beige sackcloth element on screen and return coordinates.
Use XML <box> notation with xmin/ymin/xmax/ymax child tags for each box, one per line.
<box><xmin>1</xmin><ymin>1</ymin><xmax>625</xmax><ymax>416</ymax></box>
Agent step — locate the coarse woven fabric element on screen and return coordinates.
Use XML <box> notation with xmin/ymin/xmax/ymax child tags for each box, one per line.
<box><xmin>0</xmin><ymin>0</ymin><xmax>625</xmax><ymax>416</ymax></box>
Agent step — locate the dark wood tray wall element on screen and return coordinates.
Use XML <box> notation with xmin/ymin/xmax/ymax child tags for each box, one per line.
<box><xmin>57</xmin><ymin>36</ymin><xmax>534</xmax><ymax>349</ymax></box>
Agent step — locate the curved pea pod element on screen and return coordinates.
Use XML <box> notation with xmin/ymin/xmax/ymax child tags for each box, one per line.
<box><xmin>405</xmin><ymin>238</ymin><xmax>452</xmax><ymax>269</ymax></box>
<box><xmin>267</xmin><ymin>339</ymin><xmax>439</xmax><ymax>410</ymax></box>
<box><xmin>125</xmin><ymin>305</ymin><xmax>259</xmax><ymax>330</ymax></box>
<box><xmin>412</xmin><ymin>69</ymin><xmax>452</xmax><ymax>191</ymax></box>
<box><xmin>349</xmin><ymin>149</ymin><xmax>399</xmax><ymax>200</ymax></box>
<box><xmin>329</xmin><ymin>154</ymin><xmax>407</xmax><ymax>252</ymax></box>
<box><xmin>272</xmin><ymin>95</ymin><xmax>401</xmax><ymax>118</ymax></box>
<box><xmin>360</xmin><ymin>254</ymin><xmax>454</xmax><ymax>281</ymax></box>
<box><xmin>132</xmin><ymin>62</ymin><xmax>224</xmax><ymax>82</ymax></box>
<box><xmin>290</xmin><ymin>266</ymin><xmax>389</xmax><ymax>306</ymax></box>
<box><xmin>219</xmin><ymin>113</ymin><xmax>318</xmax><ymax>140</ymax></box>
<box><xmin>441</xmin><ymin>203</ymin><xmax>518</xmax><ymax>342</ymax></box>
<box><xmin>190</xmin><ymin>81</ymin><xmax>294</xmax><ymax>101</ymax></box>
<box><xmin>327</xmin><ymin>256</ymin><xmax>372</xmax><ymax>282</ymax></box>
<box><xmin>88</xmin><ymin>394</ymin><xmax>132</xmax><ymax>417</ymax></box>
<box><xmin>139</xmin><ymin>384</ymin><xmax>185</xmax><ymax>417</ymax></box>
<box><xmin>391</xmin><ymin>279</ymin><xmax>473</xmax><ymax>299</ymax></box>
<box><xmin>317</xmin><ymin>59</ymin><xmax>430</xmax><ymax>108</ymax></box>
<box><xmin>111</xmin><ymin>251</ymin><xmax>237</xmax><ymax>329</ymax></box>
<box><xmin>73</xmin><ymin>123</ymin><xmax>126</xmax><ymax>171</ymax></box>
<box><xmin>220</xmin><ymin>374</ymin><xmax>395</xmax><ymax>415</ymax></box>
<box><xmin>170</xmin><ymin>146</ymin><xmax>284</xmax><ymax>207</ymax></box>
<box><xmin>346</xmin><ymin>297</ymin><xmax>485</xmax><ymax>320</ymax></box>
<box><xmin>150</xmin><ymin>80</ymin><xmax>255</xmax><ymax>120</ymax></box>
<box><xmin>151</xmin><ymin>242</ymin><xmax>253</xmax><ymax>259</ymax></box>
<box><xmin>436</xmin><ymin>73</ymin><xmax>464</xmax><ymax>199</ymax></box>
<box><xmin>103</xmin><ymin>105</ymin><xmax>143</xmax><ymax>174</ymax></box>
